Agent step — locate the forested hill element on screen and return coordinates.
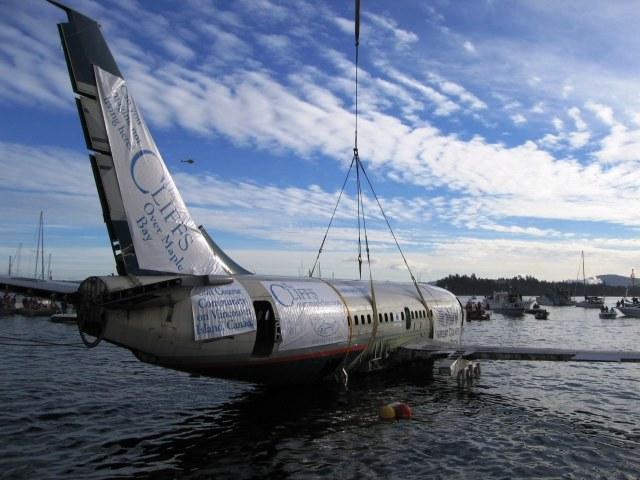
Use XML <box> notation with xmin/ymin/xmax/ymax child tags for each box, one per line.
<box><xmin>435</xmin><ymin>274</ymin><xmax>636</xmax><ymax>297</ymax></box>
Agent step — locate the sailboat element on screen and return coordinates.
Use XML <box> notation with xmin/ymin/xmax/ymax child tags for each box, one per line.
<box><xmin>20</xmin><ymin>212</ymin><xmax>59</xmax><ymax>317</ymax></box>
<box><xmin>575</xmin><ymin>250</ymin><xmax>604</xmax><ymax>308</ymax></box>
<box><xmin>615</xmin><ymin>269</ymin><xmax>640</xmax><ymax>317</ymax></box>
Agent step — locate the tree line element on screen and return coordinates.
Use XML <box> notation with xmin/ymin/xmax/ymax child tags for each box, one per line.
<box><xmin>434</xmin><ymin>274</ymin><xmax>637</xmax><ymax>297</ymax></box>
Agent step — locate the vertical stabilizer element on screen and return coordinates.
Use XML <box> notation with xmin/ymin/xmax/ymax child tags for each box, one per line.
<box><xmin>50</xmin><ymin>2</ymin><xmax>247</xmax><ymax>276</ymax></box>
<box><xmin>93</xmin><ymin>67</ymin><xmax>227</xmax><ymax>275</ymax></box>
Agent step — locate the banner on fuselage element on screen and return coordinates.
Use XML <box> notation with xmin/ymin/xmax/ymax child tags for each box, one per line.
<box><xmin>261</xmin><ymin>281</ymin><xmax>348</xmax><ymax>351</ymax></box>
<box><xmin>94</xmin><ymin>66</ymin><xmax>227</xmax><ymax>275</ymax></box>
<box><xmin>432</xmin><ymin>304</ymin><xmax>462</xmax><ymax>343</ymax></box>
<box><xmin>191</xmin><ymin>283</ymin><xmax>256</xmax><ymax>341</ymax></box>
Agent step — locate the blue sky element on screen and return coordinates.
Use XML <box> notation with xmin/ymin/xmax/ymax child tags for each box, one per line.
<box><xmin>2</xmin><ymin>0</ymin><xmax>640</xmax><ymax>282</ymax></box>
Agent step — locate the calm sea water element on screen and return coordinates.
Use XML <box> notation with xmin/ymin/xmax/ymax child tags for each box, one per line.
<box><xmin>1</xmin><ymin>298</ymin><xmax>640</xmax><ymax>479</ymax></box>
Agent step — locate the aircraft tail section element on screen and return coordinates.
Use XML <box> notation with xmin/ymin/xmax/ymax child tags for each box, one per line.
<box><xmin>51</xmin><ymin>2</ymin><xmax>246</xmax><ymax>276</ymax></box>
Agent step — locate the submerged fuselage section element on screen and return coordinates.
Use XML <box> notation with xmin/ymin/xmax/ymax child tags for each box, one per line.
<box><xmin>77</xmin><ymin>275</ymin><xmax>463</xmax><ymax>384</ymax></box>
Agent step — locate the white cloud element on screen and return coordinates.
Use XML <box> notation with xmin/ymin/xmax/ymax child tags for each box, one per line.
<box><xmin>463</xmin><ymin>40</ymin><xmax>476</xmax><ymax>53</ymax></box>
<box><xmin>429</xmin><ymin>73</ymin><xmax>487</xmax><ymax>111</ymax></box>
<box><xmin>365</xmin><ymin>12</ymin><xmax>419</xmax><ymax>47</ymax></box>
<box><xmin>510</xmin><ymin>113</ymin><xmax>527</xmax><ymax>125</ymax></box>
<box><xmin>552</xmin><ymin>117</ymin><xmax>564</xmax><ymax>131</ymax></box>
<box><xmin>568</xmin><ymin>107</ymin><xmax>588</xmax><ymax>131</ymax></box>
<box><xmin>562</xmin><ymin>84</ymin><xmax>574</xmax><ymax>98</ymax></box>
<box><xmin>585</xmin><ymin>100</ymin><xmax>615</xmax><ymax>126</ymax></box>
<box><xmin>530</xmin><ymin>102</ymin><xmax>545</xmax><ymax>114</ymax></box>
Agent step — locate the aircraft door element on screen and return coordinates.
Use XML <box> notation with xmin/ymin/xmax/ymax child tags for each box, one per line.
<box><xmin>252</xmin><ymin>300</ymin><xmax>277</xmax><ymax>357</ymax></box>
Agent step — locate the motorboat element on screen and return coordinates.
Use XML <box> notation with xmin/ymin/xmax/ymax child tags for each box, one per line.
<box><xmin>616</xmin><ymin>298</ymin><xmax>640</xmax><ymax>318</ymax></box>
<box><xmin>464</xmin><ymin>299</ymin><xmax>491</xmax><ymax>321</ymax></box>
<box><xmin>534</xmin><ymin>309</ymin><xmax>549</xmax><ymax>320</ymax></box>
<box><xmin>598</xmin><ymin>306</ymin><xmax>617</xmax><ymax>319</ymax></box>
<box><xmin>575</xmin><ymin>296</ymin><xmax>605</xmax><ymax>308</ymax></box>
<box><xmin>483</xmin><ymin>291</ymin><xmax>526</xmax><ymax>316</ymax></box>
<box><xmin>536</xmin><ymin>286</ymin><xmax>576</xmax><ymax>306</ymax></box>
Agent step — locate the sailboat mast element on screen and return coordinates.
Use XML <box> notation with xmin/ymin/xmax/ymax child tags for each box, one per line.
<box><xmin>582</xmin><ymin>250</ymin><xmax>586</xmax><ymax>297</ymax></box>
<box><xmin>41</xmin><ymin>212</ymin><xmax>45</xmax><ymax>280</ymax></box>
<box><xmin>34</xmin><ymin>211</ymin><xmax>41</xmax><ymax>279</ymax></box>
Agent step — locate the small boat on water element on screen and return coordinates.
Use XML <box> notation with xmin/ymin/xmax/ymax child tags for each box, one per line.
<box><xmin>525</xmin><ymin>303</ymin><xmax>541</xmax><ymax>314</ymax></box>
<box><xmin>536</xmin><ymin>286</ymin><xmax>576</xmax><ymax>306</ymax></box>
<box><xmin>20</xmin><ymin>297</ymin><xmax>58</xmax><ymax>317</ymax></box>
<box><xmin>599</xmin><ymin>306</ymin><xmax>617</xmax><ymax>319</ymax></box>
<box><xmin>615</xmin><ymin>298</ymin><xmax>640</xmax><ymax>318</ymax></box>
<box><xmin>575</xmin><ymin>295</ymin><xmax>605</xmax><ymax>308</ymax></box>
<box><xmin>464</xmin><ymin>299</ymin><xmax>491</xmax><ymax>321</ymax></box>
<box><xmin>50</xmin><ymin>313</ymin><xmax>77</xmax><ymax>324</ymax></box>
<box><xmin>483</xmin><ymin>291</ymin><xmax>526</xmax><ymax>316</ymax></box>
<box><xmin>575</xmin><ymin>251</ymin><xmax>603</xmax><ymax>308</ymax></box>
<box><xmin>534</xmin><ymin>309</ymin><xmax>549</xmax><ymax>320</ymax></box>
<box><xmin>1</xmin><ymin>293</ymin><xmax>18</xmax><ymax>315</ymax></box>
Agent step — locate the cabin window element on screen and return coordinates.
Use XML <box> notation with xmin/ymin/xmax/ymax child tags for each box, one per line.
<box><xmin>252</xmin><ymin>301</ymin><xmax>276</xmax><ymax>357</ymax></box>
<box><xmin>401</xmin><ymin>312</ymin><xmax>404</xmax><ymax>321</ymax></box>
<box><xmin>404</xmin><ymin>307</ymin><xmax>411</xmax><ymax>330</ymax></box>
<box><xmin>367</xmin><ymin>314</ymin><xmax>371</xmax><ymax>324</ymax></box>
<box><xmin>354</xmin><ymin>315</ymin><xmax>358</xmax><ymax>326</ymax></box>
<box><xmin>411</xmin><ymin>311</ymin><xmax>415</xmax><ymax>319</ymax></box>
<box><xmin>378</xmin><ymin>313</ymin><xmax>383</xmax><ymax>323</ymax></box>
<box><xmin>390</xmin><ymin>312</ymin><xmax>394</xmax><ymax>322</ymax></box>
<box><xmin>384</xmin><ymin>313</ymin><xmax>388</xmax><ymax>323</ymax></box>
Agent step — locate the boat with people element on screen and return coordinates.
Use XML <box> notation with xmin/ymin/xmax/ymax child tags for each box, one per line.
<box><xmin>615</xmin><ymin>297</ymin><xmax>640</xmax><ymax>318</ymax></box>
<box><xmin>464</xmin><ymin>299</ymin><xmax>491</xmax><ymax>321</ymax></box>
<box><xmin>599</xmin><ymin>306</ymin><xmax>617</xmax><ymax>319</ymax></box>
<box><xmin>20</xmin><ymin>297</ymin><xmax>58</xmax><ymax>317</ymax></box>
<box><xmin>1</xmin><ymin>292</ymin><xmax>17</xmax><ymax>315</ymax></box>
<box><xmin>536</xmin><ymin>285</ymin><xmax>576</xmax><ymax>306</ymax></box>
<box><xmin>483</xmin><ymin>291</ymin><xmax>526</xmax><ymax>316</ymax></box>
<box><xmin>534</xmin><ymin>309</ymin><xmax>549</xmax><ymax>320</ymax></box>
<box><xmin>525</xmin><ymin>303</ymin><xmax>541</xmax><ymax>314</ymax></box>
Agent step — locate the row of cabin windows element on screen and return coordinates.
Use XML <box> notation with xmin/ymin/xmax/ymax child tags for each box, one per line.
<box><xmin>350</xmin><ymin>309</ymin><xmax>427</xmax><ymax>326</ymax></box>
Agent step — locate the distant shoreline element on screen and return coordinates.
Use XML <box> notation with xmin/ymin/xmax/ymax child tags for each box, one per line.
<box><xmin>435</xmin><ymin>274</ymin><xmax>638</xmax><ymax>297</ymax></box>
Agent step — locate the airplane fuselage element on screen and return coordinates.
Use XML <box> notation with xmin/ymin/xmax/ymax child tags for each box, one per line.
<box><xmin>80</xmin><ymin>274</ymin><xmax>463</xmax><ymax>384</ymax></box>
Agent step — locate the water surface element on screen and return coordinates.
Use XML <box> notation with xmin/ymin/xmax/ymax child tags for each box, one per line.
<box><xmin>1</xmin><ymin>300</ymin><xmax>639</xmax><ymax>478</ymax></box>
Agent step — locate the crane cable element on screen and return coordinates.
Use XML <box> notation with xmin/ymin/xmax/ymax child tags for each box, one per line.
<box><xmin>310</xmin><ymin>0</ymin><xmax>431</xmax><ymax>370</ymax></box>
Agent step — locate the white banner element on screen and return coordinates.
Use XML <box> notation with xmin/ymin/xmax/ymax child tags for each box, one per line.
<box><xmin>95</xmin><ymin>67</ymin><xmax>227</xmax><ymax>275</ymax></box>
<box><xmin>191</xmin><ymin>283</ymin><xmax>256</xmax><ymax>341</ymax></box>
<box><xmin>432</xmin><ymin>304</ymin><xmax>462</xmax><ymax>343</ymax></box>
<box><xmin>262</xmin><ymin>280</ymin><xmax>348</xmax><ymax>351</ymax></box>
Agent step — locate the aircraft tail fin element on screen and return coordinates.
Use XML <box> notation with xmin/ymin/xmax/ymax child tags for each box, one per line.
<box><xmin>50</xmin><ymin>2</ymin><xmax>248</xmax><ymax>276</ymax></box>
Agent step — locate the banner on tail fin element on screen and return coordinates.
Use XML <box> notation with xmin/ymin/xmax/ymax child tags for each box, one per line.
<box><xmin>94</xmin><ymin>67</ymin><xmax>228</xmax><ymax>275</ymax></box>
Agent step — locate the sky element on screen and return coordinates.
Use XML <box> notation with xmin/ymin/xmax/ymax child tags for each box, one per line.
<box><xmin>2</xmin><ymin>0</ymin><xmax>640</xmax><ymax>282</ymax></box>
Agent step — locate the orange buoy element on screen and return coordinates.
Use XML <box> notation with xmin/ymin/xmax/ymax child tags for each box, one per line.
<box><xmin>379</xmin><ymin>404</ymin><xmax>396</xmax><ymax>420</ymax></box>
<box><xmin>391</xmin><ymin>402</ymin><xmax>412</xmax><ymax>419</ymax></box>
<box><xmin>379</xmin><ymin>402</ymin><xmax>412</xmax><ymax>420</ymax></box>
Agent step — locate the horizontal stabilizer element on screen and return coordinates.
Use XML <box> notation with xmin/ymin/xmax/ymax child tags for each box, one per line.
<box><xmin>77</xmin><ymin>274</ymin><xmax>235</xmax><ymax>310</ymax></box>
<box><xmin>400</xmin><ymin>341</ymin><xmax>640</xmax><ymax>363</ymax></box>
<box><xmin>0</xmin><ymin>275</ymin><xmax>79</xmax><ymax>297</ymax></box>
